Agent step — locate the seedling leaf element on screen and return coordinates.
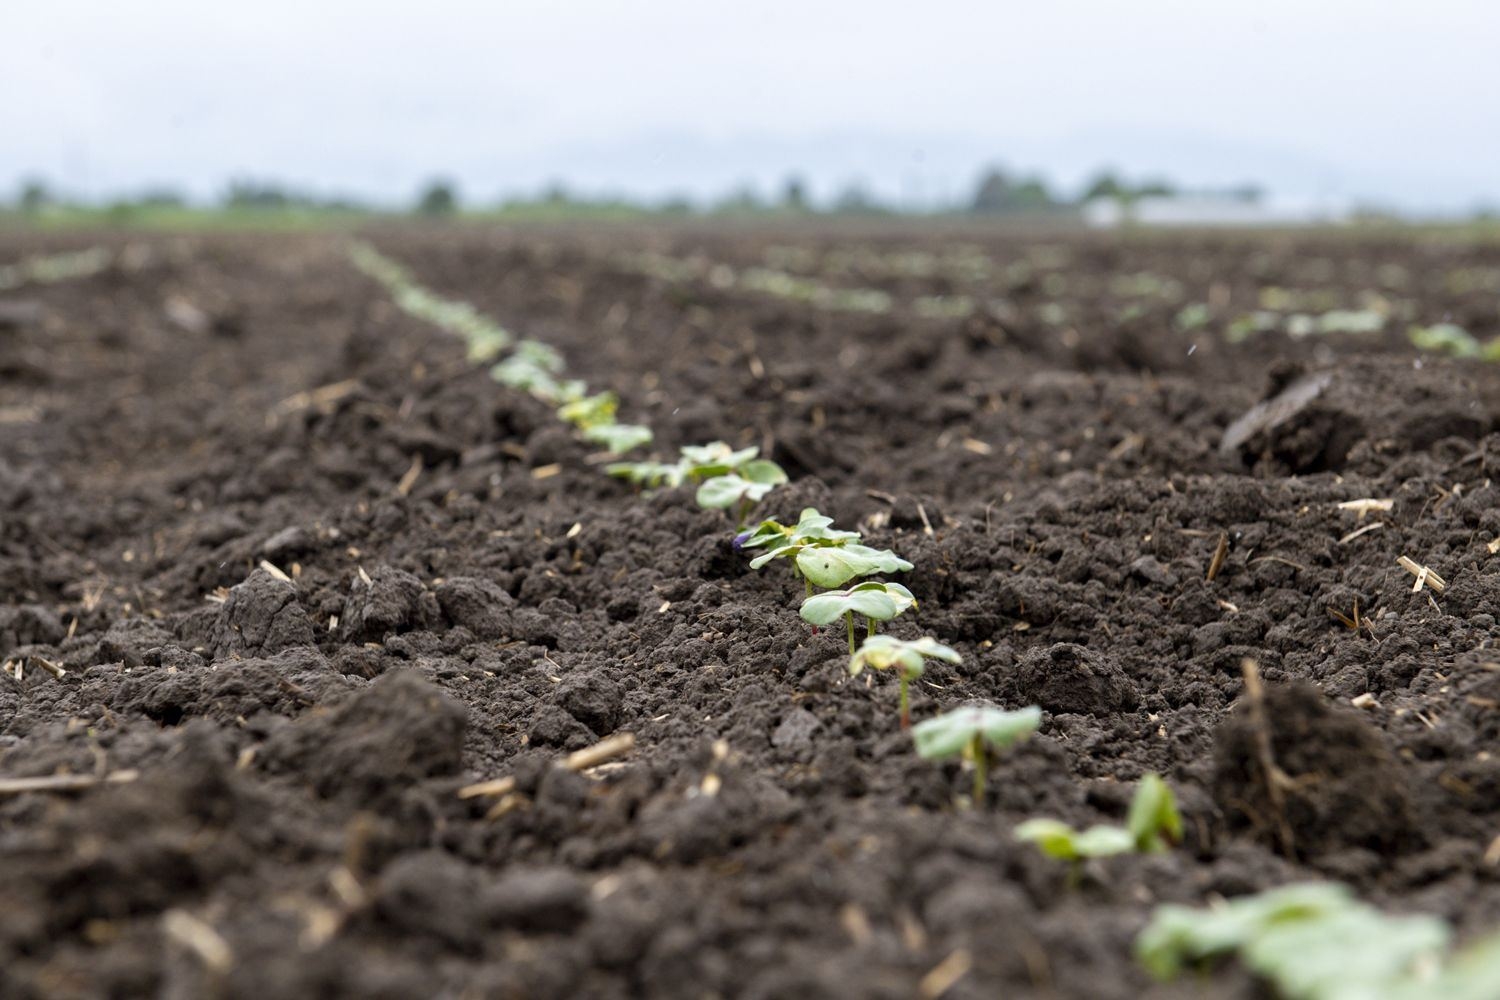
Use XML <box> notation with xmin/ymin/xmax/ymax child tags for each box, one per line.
<box><xmin>1126</xmin><ymin>774</ymin><xmax>1183</xmax><ymax>852</ymax></box>
<box><xmin>912</xmin><ymin>704</ymin><xmax>1041</xmax><ymax>761</ymax></box>
<box><xmin>583</xmin><ymin>423</ymin><xmax>653</xmax><ymax>454</ymax></box>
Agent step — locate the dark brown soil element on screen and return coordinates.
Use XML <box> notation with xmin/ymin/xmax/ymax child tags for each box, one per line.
<box><xmin>4</xmin><ymin>223</ymin><xmax>1500</xmax><ymax>999</ymax></box>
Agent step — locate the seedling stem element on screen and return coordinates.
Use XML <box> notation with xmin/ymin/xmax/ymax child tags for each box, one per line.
<box><xmin>970</xmin><ymin>734</ymin><xmax>986</xmax><ymax>802</ymax></box>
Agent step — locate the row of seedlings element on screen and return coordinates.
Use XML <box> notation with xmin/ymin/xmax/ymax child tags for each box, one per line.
<box><xmin>349</xmin><ymin>240</ymin><xmax>1180</xmax><ymax>823</ymax></box>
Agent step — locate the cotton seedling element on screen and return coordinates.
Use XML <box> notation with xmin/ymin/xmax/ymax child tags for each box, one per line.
<box><xmin>912</xmin><ymin>704</ymin><xmax>1042</xmax><ymax>803</ymax></box>
<box><xmin>849</xmin><ymin>635</ymin><xmax>960</xmax><ymax>728</ymax></box>
<box><xmin>604</xmin><ymin>460</ymin><xmax>685</xmax><ymax>489</ymax></box>
<box><xmin>1135</xmin><ymin>881</ymin><xmax>1475</xmax><ymax>1000</ymax></box>
<box><xmin>740</xmin><ymin>508</ymin><xmax>867</xmax><ymax>592</ymax></box>
<box><xmin>557</xmin><ymin>391</ymin><xmax>618</xmax><ymax>430</ymax></box>
<box><xmin>696</xmin><ymin>466</ymin><xmax>789</xmax><ymax>527</ymax></box>
<box><xmin>677</xmin><ymin>442</ymin><xmax>786</xmax><ymax>486</ymax></box>
<box><xmin>801</xmin><ymin>581</ymin><xmax>916</xmax><ymax>654</ymax></box>
<box><xmin>1015</xmin><ymin>773</ymin><xmax>1182</xmax><ymax>868</ymax></box>
<box><xmin>743</xmin><ymin>508</ymin><xmax>910</xmax><ymax>594</ymax></box>
<box><xmin>582</xmin><ymin>423</ymin><xmax>653</xmax><ymax>454</ymax></box>
<box><xmin>607</xmin><ymin>442</ymin><xmax>787</xmax><ymax>523</ymax></box>
<box><xmin>1408</xmin><ymin>323</ymin><xmax>1481</xmax><ymax>359</ymax></box>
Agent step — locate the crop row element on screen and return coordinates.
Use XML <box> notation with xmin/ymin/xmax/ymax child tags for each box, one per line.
<box><xmin>344</xmin><ymin>241</ymin><xmax>1500</xmax><ymax>998</ymax></box>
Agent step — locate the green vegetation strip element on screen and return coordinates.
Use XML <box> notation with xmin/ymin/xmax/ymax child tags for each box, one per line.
<box><xmin>0</xmin><ymin>246</ymin><xmax>112</xmax><ymax>291</ymax></box>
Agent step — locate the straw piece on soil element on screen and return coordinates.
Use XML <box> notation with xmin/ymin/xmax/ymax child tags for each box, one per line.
<box><xmin>258</xmin><ymin>559</ymin><xmax>292</xmax><ymax>583</ymax></box>
<box><xmin>1337</xmin><ymin>498</ymin><xmax>1393</xmax><ymax>520</ymax></box>
<box><xmin>919</xmin><ymin>949</ymin><xmax>973</xmax><ymax>999</ymax></box>
<box><xmin>1206</xmin><ymin>532</ymin><xmax>1229</xmax><ymax>582</ymax></box>
<box><xmin>1397</xmin><ymin>555</ymin><xmax>1447</xmax><ymax>594</ymax></box>
<box><xmin>1338</xmin><ymin>522</ymin><xmax>1384</xmax><ymax>545</ymax></box>
<box><xmin>162</xmin><ymin>910</ymin><xmax>233</xmax><ymax>974</ymax></box>
<box><xmin>459</xmin><ymin>733</ymin><xmax>637</xmax><ymax>801</ymax></box>
<box><xmin>563</xmin><ymin>732</ymin><xmax>636</xmax><ymax>772</ymax></box>
<box><xmin>456</xmin><ymin>775</ymin><xmax>517</xmax><ymax>800</ymax></box>
<box><xmin>272</xmin><ymin>378</ymin><xmax>361</xmax><ymax>416</ymax></box>
<box><xmin>396</xmin><ymin>454</ymin><xmax>423</xmax><ymax>496</ymax></box>
<box><xmin>0</xmin><ymin>769</ymin><xmax>139</xmax><ymax>796</ymax></box>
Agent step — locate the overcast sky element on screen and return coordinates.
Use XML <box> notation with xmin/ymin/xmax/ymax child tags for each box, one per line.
<box><xmin>5</xmin><ymin>1</ymin><xmax>1497</xmax><ymax>211</ymax></box>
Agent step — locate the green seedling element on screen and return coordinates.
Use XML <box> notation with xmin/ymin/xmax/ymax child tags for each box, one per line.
<box><xmin>605</xmin><ymin>460</ymin><xmax>684</xmax><ymax>488</ymax></box>
<box><xmin>801</xmin><ymin>581</ymin><xmax>916</xmax><ymax>654</ymax></box>
<box><xmin>697</xmin><ymin>467</ymin><xmax>789</xmax><ymax>526</ymax></box>
<box><xmin>741</xmin><ymin>507</ymin><xmax>860</xmax><ymax>551</ymax></box>
<box><xmin>912</xmin><ymin>704</ymin><xmax>1042</xmax><ymax>803</ymax></box>
<box><xmin>677</xmin><ymin>442</ymin><xmax>785</xmax><ymax>484</ymax></box>
<box><xmin>849</xmin><ymin>635</ymin><xmax>960</xmax><ymax>729</ymax></box>
<box><xmin>1137</xmin><ymin>881</ymin><xmax>1460</xmax><ymax>1000</ymax></box>
<box><xmin>1409</xmin><ymin>322</ymin><xmax>1481</xmax><ymax>358</ymax></box>
<box><xmin>742</xmin><ymin>508</ymin><xmax>909</xmax><ymax>595</ymax></box>
<box><xmin>607</xmin><ymin>442</ymin><xmax>787</xmax><ymax>523</ymax></box>
<box><xmin>1016</xmin><ymin>773</ymin><xmax>1182</xmax><ymax>869</ymax></box>
<box><xmin>557</xmin><ymin>391</ymin><xmax>618</xmax><ymax>430</ymax></box>
<box><xmin>582</xmin><ymin>423</ymin><xmax>653</xmax><ymax>454</ymax></box>
<box><xmin>490</xmin><ymin>355</ymin><xmax>586</xmax><ymax>404</ymax></box>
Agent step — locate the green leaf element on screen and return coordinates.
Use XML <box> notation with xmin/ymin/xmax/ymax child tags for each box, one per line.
<box><xmin>796</xmin><ymin>545</ymin><xmax>912</xmax><ymax>588</ymax></box>
<box><xmin>513</xmin><ymin>339</ymin><xmax>565</xmax><ymax>371</ymax></box>
<box><xmin>911</xmin><ymin>704</ymin><xmax>1041</xmax><ymax>761</ymax></box>
<box><xmin>740</xmin><ymin>518</ymin><xmax>793</xmax><ymax>550</ymax></box>
<box><xmin>1016</xmin><ymin>819</ymin><xmax>1134</xmax><ymax>861</ymax></box>
<box><xmin>799</xmin><ymin>588</ymin><xmax>897</xmax><ymax>625</ymax></box>
<box><xmin>1135</xmin><ymin>883</ymin><xmax>1357</xmax><ymax>981</ymax></box>
<box><xmin>748</xmin><ymin>544</ymin><xmax>798</xmax><ymax>570</ymax></box>
<box><xmin>1243</xmin><ymin>908</ymin><xmax>1448</xmax><ymax>1000</ymax></box>
<box><xmin>1127</xmin><ymin>774</ymin><xmax>1183</xmax><ymax>853</ymax></box>
<box><xmin>849</xmin><ymin>635</ymin><xmax>959</xmax><ymax>678</ymax></box>
<box><xmin>1400</xmin><ymin>931</ymin><xmax>1500</xmax><ymax>1000</ymax></box>
<box><xmin>739</xmin><ymin>459</ymin><xmax>788</xmax><ymax>486</ymax></box>
<box><xmin>1409</xmin><ymin>322</ymin><xmax>1480</xmax><ymax>358</ymax></box>
<box><xmin>695</xmin><ymin>474</ymin><xmax>777</xmax><ymax>510</ymax></box>
<box><xmin>583</xmin><ymin>423</ymin><xmax>653</xmax><ymax>454</ymax></box>
<box><xmin>605</xmin><ymin>461</ymin><xmax>682</xmax><ymax>488</ymax></box>
<box><xmin>557</xmin><ymin>391</ymin><xmax>618</xmax><ymax>430</ymax></box>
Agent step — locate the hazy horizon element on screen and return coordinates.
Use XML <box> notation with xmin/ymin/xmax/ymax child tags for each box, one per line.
<box><xmin>7</xmin><ymin>1</ymin><xmax>1498</xmax><ymax>214</ymax></box>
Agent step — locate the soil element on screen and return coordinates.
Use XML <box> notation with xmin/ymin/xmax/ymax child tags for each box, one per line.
<box><xmin>3</xmin><ymin>222</ymin><xmax>1500</xmax><ymax>999</ymax></box>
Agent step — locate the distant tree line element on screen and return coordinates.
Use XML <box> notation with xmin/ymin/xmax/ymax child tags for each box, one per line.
<box><xmin>2</xmin><ymin>167</ymin><xmax>1269</xmax><ymax>221</ymax></box>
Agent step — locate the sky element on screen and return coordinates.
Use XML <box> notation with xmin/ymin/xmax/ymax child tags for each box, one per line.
<box><xmin>5</xmin><ymin>1</ymin><xmax>1498</xmax><ymax>213</ymax></box>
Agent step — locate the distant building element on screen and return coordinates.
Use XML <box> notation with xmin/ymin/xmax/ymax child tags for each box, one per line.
<box><xmin>1083</xmin><ymin>195</ymin><xmax>1349</xmax><ymax>228</ymax></box>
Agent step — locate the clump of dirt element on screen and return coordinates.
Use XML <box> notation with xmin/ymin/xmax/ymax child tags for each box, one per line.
<box><xmin>1212</xmin><ymin>681</ymin><xmax>1416</xmax><ymax>858</ymax></box>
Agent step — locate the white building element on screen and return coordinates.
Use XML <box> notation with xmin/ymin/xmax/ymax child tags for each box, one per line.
<box><xmin>1083</xmin><ymin>195</ymin><xmax>1350</xmax><ymax>228</ymax></box>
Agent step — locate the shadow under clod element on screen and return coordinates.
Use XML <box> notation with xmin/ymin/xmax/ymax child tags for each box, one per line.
<box><xmin>1212</xmin><ymin>681</ymin><xmax>1418</xmax><ymax>861</ymax></box>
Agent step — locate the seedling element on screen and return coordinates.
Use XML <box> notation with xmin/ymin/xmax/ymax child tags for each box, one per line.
<box><xmin>912</xmin><ymin>704</ymin><xmax>1042</xmax><ymax>803</ymax></box>
<box><xmin>1136</xmin><ymin>881</ymin><xmax>1473</xmax><ymax>999</ymax></box>
<box><xmin>557</xmin><ymin>391</ymin><xmax>618</xmax><ymax>430</ymax></box>
<box><xmin>742</xmin><ymin>508</ymin><xmax>909</xmax><ymax>594</ymax></box>
<box><xmin>607</xmin><ymin>442</ymin><xmax>788</xmax><ymax>523</ymax></box>
<box><xmin>605</xmin><ymin>460</ymin><xmax>684</xmax><ymax>488</ymax></box>
<box><xmin>849</xmin><ymin>635</ymin><xmax>960</xmax><ymax>728</ymax></box>
<box><xmin>1016</xmin><ymin>773</ymin><xmax>1182</xmax><ymax>869</ymax></box>
<box><xmin>801</xmin><ymin>581</ymin><xmax>916</xmax><ymax>654</ymax></box>
<box><xmin>582</xmin><ymin>423</ymin><xmax>653</xmax><ymax>454</ymax></box>
<box><xmin>741</xmin><ymin>507</ymin><xmax>860</xmax><ymax>551</ymax></box>
<box><xmin>1409</xmin><ymin>322</ymin><xmax>1481</xmax><ymax>359</ymax></box>
<box><xmin>677</xmin><ymin>442</ymin><xmax>786</xmax><ymax>486</ymax></box>
<box><xmin>696</xmin><ymin>467</ymin><xmax>788</xmax><ymax>526</ymax></box>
